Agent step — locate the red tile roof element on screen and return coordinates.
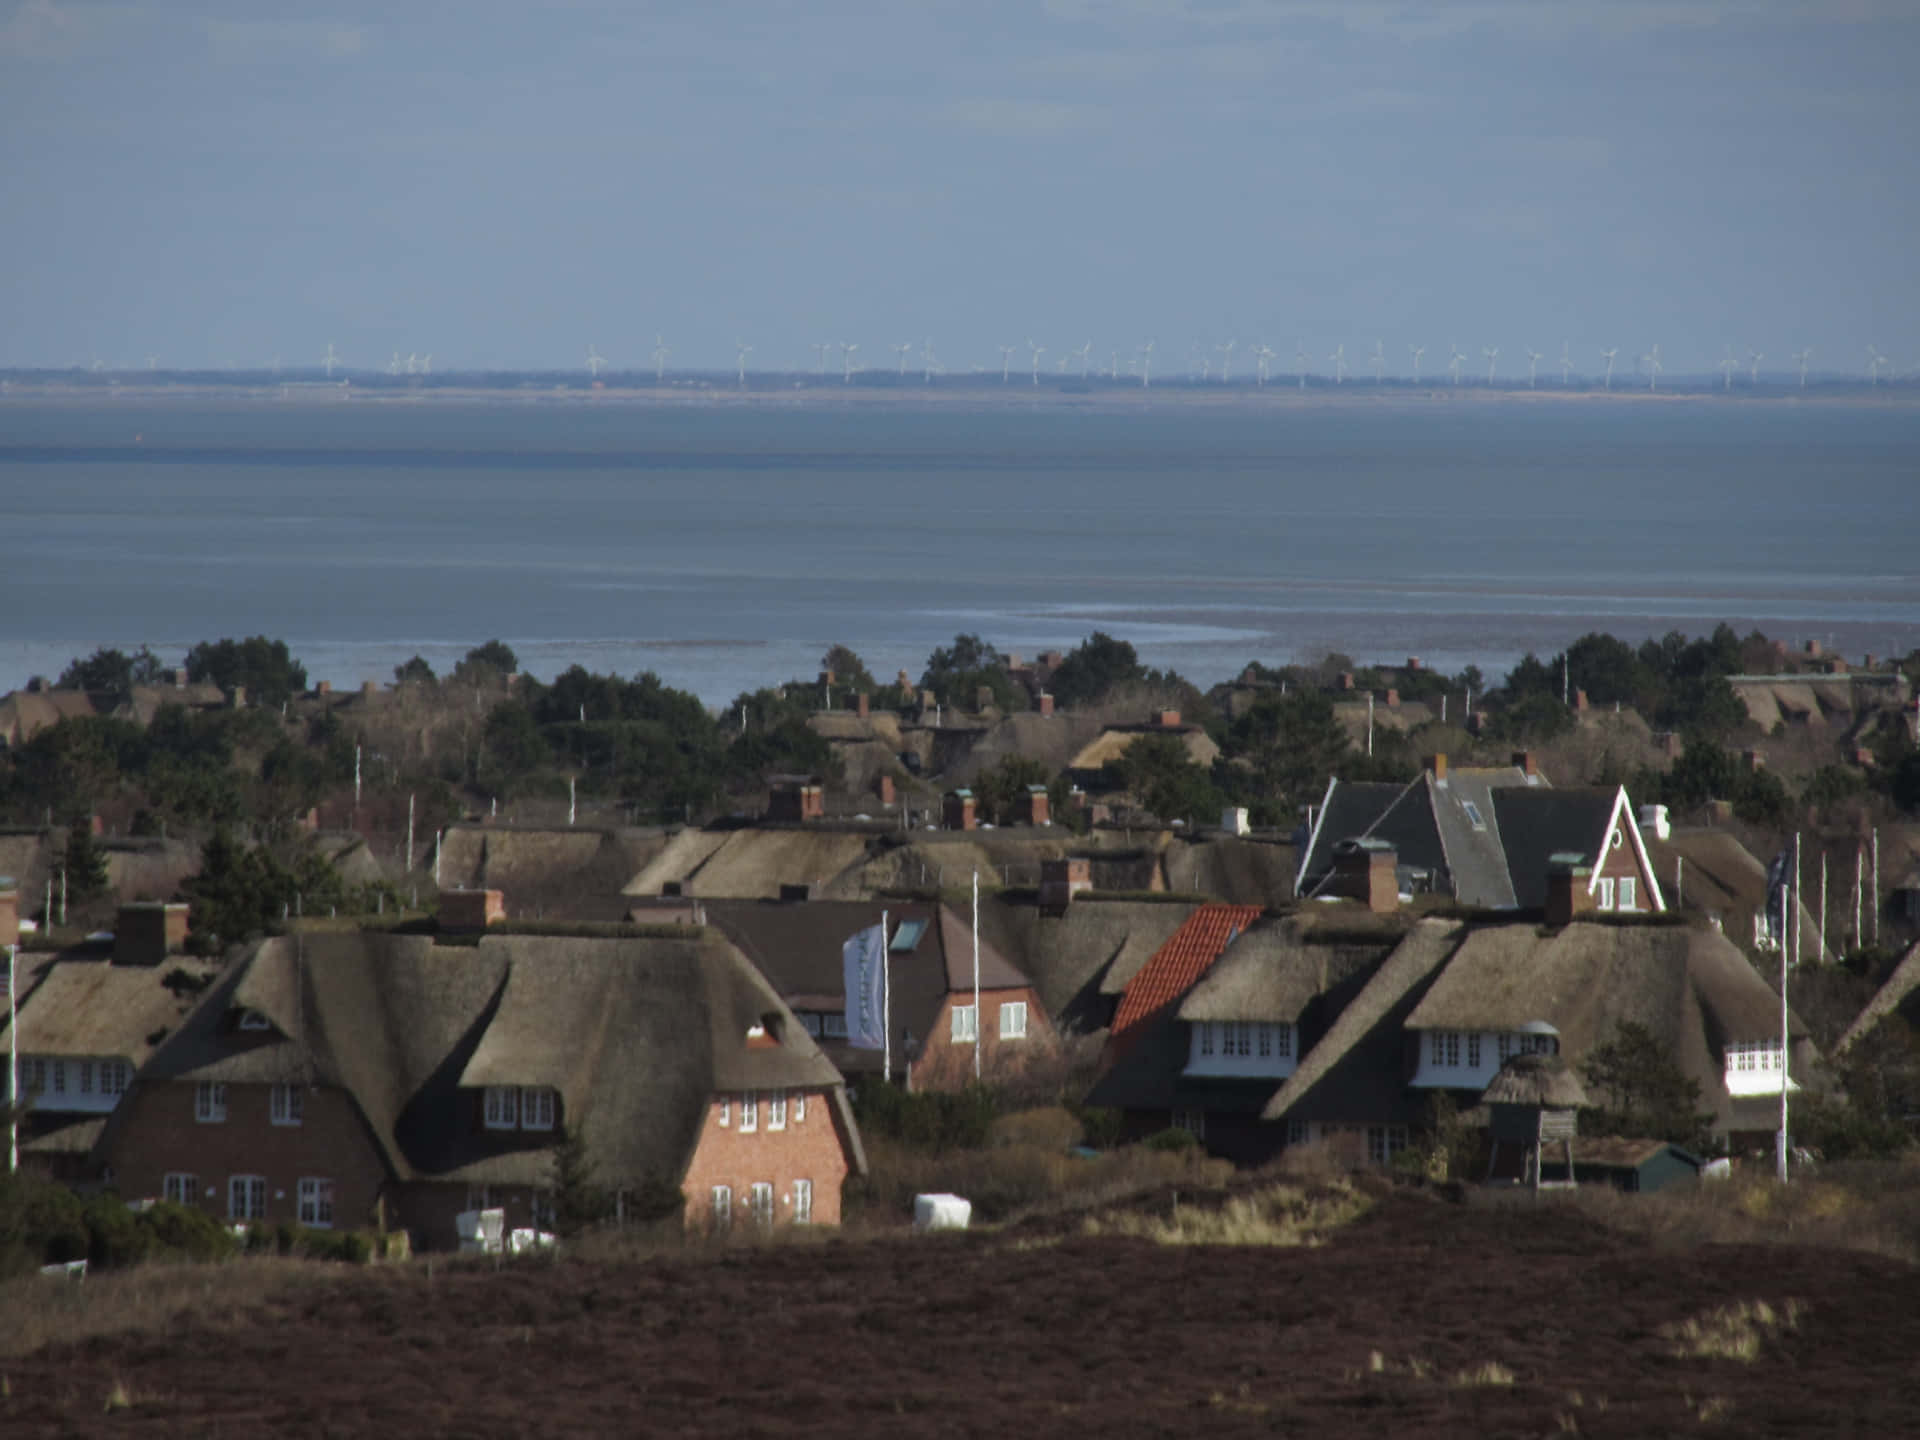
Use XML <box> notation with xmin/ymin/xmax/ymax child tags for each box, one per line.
<box><xmin>1109</xmin><ymin>903</ymin><xmax>1264</xmax><ymax>1041</ymax></box>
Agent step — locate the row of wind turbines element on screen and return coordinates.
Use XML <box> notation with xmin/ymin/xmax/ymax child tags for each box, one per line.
<box><xmin>297</xmin><ymin>338</ymin><xmax>1908</xmax><ymax>390</ymax></box>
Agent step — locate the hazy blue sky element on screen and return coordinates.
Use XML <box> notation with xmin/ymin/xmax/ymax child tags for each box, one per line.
<box><xmin>4</xmin><ymin>0</ymin><xmax>1915</xmax><ymax>378</ymax></box>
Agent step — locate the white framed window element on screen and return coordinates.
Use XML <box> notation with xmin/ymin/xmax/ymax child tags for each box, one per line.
<box><xmin>483</xmin><ymin>1086</ymin><xmax>518</xmax><ymax>1130</ymax></box>
<box><xmin>1276</xmin><ymin>1024</ymin><xmax>1293</xmax><ymax>1060</ymax></box>
<box><xmin>717</xmin><ymin>1097</ymin><xmax>730</xmax><ymax>1128</ymax></box>
<box><xmin>23</xmin><ymin>1058</ymin><xmax>47</xmax><ymax>1097</ymax></box>
<box><xmin>521</xmin><ymin>1087</ymin><xmax>556</xmax><ymax>1131</ymax></box>
<box><xmin>1596</xmin><ymin>877</ymin><xmax>1616</xmax><ymax>911</ymax></box>
<box><xmin>1367</xmin><ymin>1126</ymin><xmax>1410</xmax><ymax>1166</ymax></box>
<box><xmin>50</xmin><ymin>1061</ymin><xmax>65</xmax><ymax>1095</ymax></box>
<box><xmin>228</xmin><ymin>1174</ymin><xmax>267</xmax><ymax>1222</ymax></box>
<box><xmin>1431</xmin><ymin>1032</ymin><xmax>1460</xmax><ymax>1068</ymax></box>
<box><xmin>298</xmin><ymin>1177</ymin><xmax>335</xmax><ymax>1229</ymax></box>
<box><xmin>768</xmin><ymin>1093</ymin><xmax>788</xmax><ymax>1131</ymax></box>
<box><xmin>749</xmin><ymin>1182</ymin><xmax>775</xmax><ymax>1229</ymax></box>
<box><xmin>78</xmin><ymin>1061</ymin><xmax>93</xmax><ymax>1094</ymax></box>
<box><xmin>801</xmin><ymin>1014</ymin><xmax>822</xmax><ymax>1037</ymax></box>
<box><xmin>822</xmin><ymin>1013</ymin><xmax>848</xmax><ymax>1038</ymax></box>
<box><xmin>793</xmin><ymin>1178</ymin><xmax>813</xmax><ymax>1225</ymax></box>
<box><xmin>1198</xmin><ymin>1023</ymin><xmax>1215</xmax><ymax>1057</ymax></box>
<box><xmin>1466</xmin><ymin>1033</ymin><xmax>1481</xmax><ymax>1069</ymax></box>
<box><xmin>1286</xmin><ymin>1118</ymin><xmax>1308</xmax><ymax>1146</ymax></box>
<box><xmin>1173</xmin><ymin>1108</ymin><xmax>1206</xmax><ymax>1141</ymax></box>
<box><xmin>1257</xmin><ymin>1024</ymin><xmax>1273</xmax><ymax>1059</ymax></box>
<box><xmin>951</xmin><ymin>1004</ymin><xmax>978</xmax><ymax>1043</ymax></box>
<box><xmin>740</xmin><ymin>1092</ymin><xmax>758</xmax><ymax>1133</ymax></box>
<box><xmin>793</xmin><ymin>1091</ymin><xmax>806</xmax><ymax>1123</ymax></box>
<box><xmin>163</xmin><ymin>1173</ymin><xmax>196</xmax><ymax>1206</ymax></box>
<box><xmin>101</xmin><ymin>1060</ymin><xmax>130</xmax><ymax>1096</ymax></box>
<box><xmin>711</xmin><ymin>1185</ymin><xmax>731</xmax><ymax>1230</ymax></box>
<box><xmin>1618</xmin><ymin>876</ymin><xmax>1637</xmax><ymax>911</ymax></box>
<box><xmin>999</xmin><ymin>1001</ymin><xmax>1028</xmax><ymax>1040</ymax></box>
<box><xmin>271</xmin><ymin>1084</ymin><xmax>304</xmax><ymax>1126</ymax></box>
<box><xmin>238</xmin><ymin>1009</ymin><xmax>271</xmax><ymax>1032</ymax></box>
<box><xmin>195</xmin><ymin>1080</ymin><xmax>227</xmax><ymax>1123</ymax></box>
<box><xmin>1497</xmin><ymin>1032</ymin><xmax>1514</xmax><ymax>1062</ymax></box>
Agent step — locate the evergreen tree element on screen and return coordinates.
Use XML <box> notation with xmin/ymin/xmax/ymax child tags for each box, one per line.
<box><xmin>1579</xmin><ymin>1021</ymin><xmax>1712</xmax><ymax>1147</ymax></box>
<box><xmin>63</xmin><ymin>815</ymin><xmax>110</xmax><ymax>904</ymax></box>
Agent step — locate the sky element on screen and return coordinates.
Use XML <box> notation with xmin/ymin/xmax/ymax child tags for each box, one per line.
<box><xmin>3</xmin><ymin>0</ymin><xmax>1916</xmax><ymax>379</ymax></box>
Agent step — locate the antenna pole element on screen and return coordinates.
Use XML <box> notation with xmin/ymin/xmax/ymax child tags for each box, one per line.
<box><xmin>1871</xmin><ymin>828</ymin><xmax>1880</xmax><ymax>946</ymax></box>
<box><xmin>1819</xmin><ymin>851</ymin><xmax>1827</xmax><ymax>962</ymax></box>
<box><xmin>8</xmin><ymin>944</ymin><xmax>17</xmax><ymax>1174</ymax></box>
<box><xmin>881</xmin><ymin>910</ymin><xmax>891</xmax><ymax>1085</ymax></box>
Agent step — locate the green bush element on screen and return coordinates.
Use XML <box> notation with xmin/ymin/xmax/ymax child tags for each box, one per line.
<box><xmin>853</xmin><ymin>1083</ymin><xmax>997</xmax><ymax>1152</ymax></box>
<box><xmin>140</xmin><ymin>1201</ymin><xmax>236</xmax><ymax>1261</ymax></box>
<box><xmin>82</xmin><ymin>1193</ymin><xmax>157</xmax><ymax>1268</ymax></box>
<box><xmin>0</xmin><ymin>1171</ymin><xmax>89</xmax><ymax>1277</ymax></box>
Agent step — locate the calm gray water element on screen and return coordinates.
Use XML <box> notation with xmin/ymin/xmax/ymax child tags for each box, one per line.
<box><xmin>2</xmin><ymin>398</ymin><xmax>1915</xmax><ymax>703</ymax></box>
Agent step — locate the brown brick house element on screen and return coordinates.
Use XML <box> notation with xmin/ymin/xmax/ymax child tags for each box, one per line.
<box><xmin>96</xmin><ymin>930</ymin><xmax>865</xmax><ymax>1248</ymax></box>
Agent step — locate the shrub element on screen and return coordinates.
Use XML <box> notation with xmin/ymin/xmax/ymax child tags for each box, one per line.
<box><xmin>1144</xmin><ymin>1127</ymin><xmax>1199</xmax><ymax>1153</ymax></box>
<box><xmin>853</xmin><ymin>1083</ymin><xmax>997</xmax><ymax>1152</ymax></box>
<box><xmin>139</xmin><ymin>1201</ymin><xmax>235</xmax><ymax>1262</ymax></box>
<box><xmin>82</xmin><ymin>1195</ymin><xmax>156</xmax><ymax>1269</ymax></box>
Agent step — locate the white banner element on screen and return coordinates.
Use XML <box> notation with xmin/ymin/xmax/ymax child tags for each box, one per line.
<box><xmin>841</xmin><ymin>922</ymin><xmax>888</xmax><ymax>1051</ymax></box>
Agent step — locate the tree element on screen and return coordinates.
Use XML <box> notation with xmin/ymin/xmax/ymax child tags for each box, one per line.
<box><xmin>548</xmin><ymin>1127</ymin><xmax>612</xmax><ymax>1237</ymax></box>
<box><xmin>1223</xmin><ymin>690</ymin><xmax>1350</xmax><ymax>817</ymax></box>
<box><xmin>393</xmin><ymin>655</ymin><xmax>437</xmax><ymax>686</ymax></box>
<box><xmin>58</xmin><ymin>645</ymin><xmax>165</xmax><ymax>700</ymax></box>
<box><xmin>1565</xmin><ymin>632</ymin><xmax>1654</xmax><ymax>709</ymax></box>
<box><xmin>1115</xmin><ymin>734</ymin><xmax>1221</xmax><ymax>824</ymax></box>
<box><xmin>184</xmin><ymin>637</ymin><xmax>308</xmax><ymax>705</ymax></box>
<box><xmin>63</xmin><ymin>815</ymin><xmax>110</xmax><ymax>905</ymax></box>
<box><xmin>1047</xmin><ymin>632</ymin><xmax>1143</xmax><ymax>708</ymax></box>
<box><xmin>456</xmin><ymin>639</ymin><xmax>518</xmax><ymax>680</ymax></box>
<box><xmin>1579</xmin><ymin>1021</ymin><xmax>1712</xmax><ymax>1147</ymax></box>
<box><xmin>819</xmin><ymin>644</ymin><xmax>876</xmax><ymax>695</ymax></box>
<box><xmin>920</xmin><ymin>633</ymin><xmax>1020</xmax><ymax>711</ymax></box>
<box><xmin>974</xmin><ymin>753</ymin><xmax>1053</xmax><ymax>824</ymax></box>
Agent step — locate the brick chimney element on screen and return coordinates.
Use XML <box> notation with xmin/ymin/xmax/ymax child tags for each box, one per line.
<box><xmin>228</xmin><ymin>685</ymin><xmax>247</xmax><ymax>709</ymax></box>
<box><xmin>439</xmin><ymin>888</ymin><xmax>506</xmax><ymax>932</ymax></box>
<box><xmin>1573</xmin><ymin>689</ymin><xmax>1589</xmax><ymax>712</ymax></box>
<box><xmin>315</xmin><ymin>680</ymin><xmax>332</xmax><ymax>697</ymax></box>
<box><xmin>0</xmin><ymin>883</ymin><xmax>17</xmax><ymax>952</ymax></box>
<box><xmin>1742</xmin><ymin>749</ymin><xmax>1765</xmax><ymax>773</ymax></box>
<box><xmin>1512</xmin><ymin>751</ymin><xmax>1537</xmax><ymax>779</ymax></box>
<box><xmin>875</xmin><ymin>774</ymin><xmax>896</xmax><ymax>806</ymax></box>
<box><xmin>1406</xmin><ymin>656</ymin><xmax>1422</xmax><ymax>671</ymax></box>
<box><xmin>362</xmin><ymin>680</ymin><xmax>378</xmax><ymax>699</ymax></box>
<box><xmin>1014</xmin><ymin>786</ymin><xmax>1050</xmax><ymax>827</ymax></box>
<box><xmin>1156</xmin><ymin>709</ymin><xmax>1182</xmax><ymax>728</ymax></box>
<box><xmin>819</xmin><ymin>669</ymin><xmax>836</xmax><ymax>688</ymax></box>
<box><xmin>1545</xmin><ymin>855</ymin><xmax>1595</xmax><ymax>926</ymax></box>
<box><xmin>1338</xmin><ymin>672</ymin><xmax>1355</xmax><ymax>691</ymax></box>
<box><xmin>114</xmin><ymin>902</ymin><xmax>189</xmax><ymax>965</ymax></box>
<box><xmin>1038</xmin><ymin>857</ymin><xmax>1091</xmax><ymax>913</ymax></box>
<box><xmin>855</xmin><ymin>692</ymin><xmax>870</xmax><ymax>718</ymax></box>
<box><xmin>1384</xmin><ymin>689</ymin><xmax>1399</xmax><ymax>708</ymax></box>
<box><xmin>1425</xmin><ymin>753</ymin><xmax>1448</xmax><ymax>781</ymax></box>
<box><xmin>1037</xmin><ymin>693</ymin><xmax>1055</xmax><ymax>718</ymax></box>
<box><xmin>1333</xmin><ymin>839</ymin><xmax>1398</xmax><ymax>914</ymax></box>
<box><xmin>943</xmin><ymin>789</ymin><xmax>977</xmax><ymax>831</ymax></box>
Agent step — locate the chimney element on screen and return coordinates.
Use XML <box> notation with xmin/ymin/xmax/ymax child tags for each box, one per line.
<box><xmin>1573</xmin><ymin>689</ymin><xmax>1590</xmax><ymax>712</ymax></box>
<box><xmin>855</xmin><ymin>692</ymin><xmax>870</xmax><ymax>719</ymax></box>
<box><xmin>0</xmin><ymin>883</ymin><xmax>17</xmax><ymax>952</ymax></box>
<box><xmin>1332</xmin><ymin>839</ymin><xmax>1398</xmax><ymax>914</ymax></box>
<box><xmin>919</xmin><ymin>690</ymin><xmax>937</xmax><ymax>715</ymax></box>
<box><xmin>875</xmin><ymin>774</ymin><xmax>896</xmax><ymax>806</ymax></box>
<box><xmin>228</xmin><ymin>685</ymin><xmax>246</xmax><ymax>709</ymax></box>
<box><xmin>1804</xmin><ymin>639</ymin><xmax>1822</xmax><ymax>658</ymax></box>
<box><xmin>1156</xmin><ymin>709</ymin><xmax>1182</xmax><ymax>729</ymax></box>
<box><xmin>778</xmin><ymin>883</ymin><xmax>814</xmax><ymax>903</ymax></box>
<box><xmin>1863</xmin><ymin>653</ymin><xmax>1877</xmax><ymax>671</ymax></box>
<box><xmin>1039</xmin><ymin>651</ymin><xmax>1063</xmax><ymax>670</ymax></box>
<box><xmin>819</xmin><ymin>669</ymin><xmax>836</xmax><ymax>688</ymax></box>
<box><xmin>976</xmin><ymin>684</ymin><xmax>996</xmax><ymax>712</ymax></box>
<box><xmin>1338</xmin><ymin>672</ymin><xmax>1355</xmax><ymax>691</ymax></box>
<box><xmin>1038</xmin><ymin>857</ymin><xmax>1091</xmax><ymax>913</ymax></box>
<box><xmin>170</xmin><ymin>668</ymin><xmax>189</xmax><ymax>688</ymax></box>
<box><xmin>1512</xmin><ymin>751</ymin><xmax>1537</xmax><ymax>780</ymax></box>
<box><xmin>1037</xmin><ymin>692</ymin><xmax>1055</xmax><ymax>718</ymax></box>
<box><xmin>1384</xmin><ymin>689</ymin><xmax>1399</xmax><ymax>708</ymax></box>
<box><xmin>1221</xmin><ymin>806</ymin><xmax>1250</xmax><ymax>836</ymax></box>
<box><xmin>1406</xmin><ymin>656</ymin><xmax>1422</xmax><ymax>671</ymax></box>
<box><xmin>1639</xmin><ymin>803</ymin><xmax>1671</xmax><ymax>841</ymax></box>
<box><xmin>315</xmin><ymin>680</ymin><xmax>331</xmax><ymax>697</ymax></box>
<box><xmin>1425</xmin><ymin>753</ymin><xmax>1448</xmax><ymax>781</ymax></box>
<box><xmin>113</xmin><ymin>902</ymin><xmax>189</xmax><ymax>965</ymax></box>
<box><xmin>943</xmin><ymin>789</ymin><xmax>977</xmax><ymax>831</ymax></box>
<box><xmin>362</xmin><ymin>680</ymin><xmax>378</xmax><ymax>699</ymax></box>
<box><xmin>1015</xmin><ymin>785</ymin><xmax>1050</xmax><ymax>827</ymax></box>
<box><xmin>1545</xmin><ymin>854</ymin><xmax>1595</xmax><ymax>926</ymax></box>
<box><xmin>1742</xmin><ymin>749</ymin><xmax>1765</xmax><ymax>773</ymax></box>
<box><xmin>438</xmin><ymin>888</ymin><xmax>506</xmax><ymax>932</ymax></box>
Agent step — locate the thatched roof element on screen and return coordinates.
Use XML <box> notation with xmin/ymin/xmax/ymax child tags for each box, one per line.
<box><xmin>0</xmin><ymin>955</ymin><xmax>221</xmax><ymax>1064</ymax></box>
<box><xmin>625</xmin><ymin>828</ymin><xmax>874</xmax><ymax>901</ymax></box>
<box><xmin>1161</xmin><ymin>836</ymin><xmax>1298</xmax><ymax>907</ymax></box>
<box><xmin>1179</xmin><ymin>913</ymin><xmax>1404</xmax><ymax>1024</ymax></box>
<box><xmin>972</xmin><ymin>897</ymin><xmax>1197</xmax><ymax>1023</ymax></box>
<box><xmin>1481</xmin><ymin>1053</ymin><xmax>1589</xmax><ymax>1109</ymax></box>
<box><xmin>1837</xmin><ymin>940</ymin><xmax>1920</xmax><ymax>1053</ymax></box>
<box><xmin>438</xmin><ymin>824</ymin><xmax>673</xmax><ymax>910</ymax></box>
<box><xmin>1260</xmin><ymin>919</ymin><xmax>1466</xmax><ymax>1126</ymax></box>
<box><xmin>119</xmin><ymin>929</ymin><xmax>858</xmax><ymax>1189</ymax></box>
<box><xmin>1642</xmin><ymin>829</ymin><xmax>1837</xmax><ymax>964</ymax></box>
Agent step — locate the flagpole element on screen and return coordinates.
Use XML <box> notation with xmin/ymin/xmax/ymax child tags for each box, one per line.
<box><xmin>971</xmin><ymin>870</ymin><xmax>981</xmax><ymax>1083</ymax></box>
<box><xmin>881</xmin><ymin>910</ymin><xmax>891</xmax><ymax>1086</ymax></box>
<box><xmin>1777</xmin><ymin>836</ymin><xmax>1793</xmax><ymax>1184</ymax></box>
<box><xmin>8</xmin><ymin>943</ymin><xmax>18</xmax><ymax>1175</ymax></box>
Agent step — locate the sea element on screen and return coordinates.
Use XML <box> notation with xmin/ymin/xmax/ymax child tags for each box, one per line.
<box><xmin>1</xmin><ymin>394</ymin><xmax>1915</xmax><ymax>706</ymax></box>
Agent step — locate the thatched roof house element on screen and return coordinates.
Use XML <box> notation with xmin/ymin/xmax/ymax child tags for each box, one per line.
<box><xmin>1481</xmin><ymin>1053</ymin><xmax>1589</xmax><ymax>1110</ymax></box>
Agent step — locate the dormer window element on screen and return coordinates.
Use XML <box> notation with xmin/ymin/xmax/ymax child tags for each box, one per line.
<box><xmin>238</xmin><ymin>1009</ymin><xmax>271</xmax><ymax>1032</ymax></box>
<box><xmin>484</xmin><ymin>1085</ymin><xmax>558</xmax><ymax>1132</ymax></box>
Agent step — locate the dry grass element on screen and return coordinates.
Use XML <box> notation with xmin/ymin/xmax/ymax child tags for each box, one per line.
<box><xmin>1452</xmin><ymin>1361</ymin><xmax>1517</xmax><ymax>1388</ymax></box>
<box><xmin>0</xmin><ymin>1257</ymin><xmax>343</xmax><ymax>1360</ymax></box>
<box><xmin>1547</xmin><ymin>1157</ymin><xmax>1920</xmax><ymax>1263</ymax></box>
<box><xmin>1660</xmin><ymin>1298</ymin><xmax>1804</xmax><ymax>1363</ymax></box>
<box><xmin>1080</xmin><ymin>1179</ymin><xmax>1372</xmax><ymax>1248</ymax></box>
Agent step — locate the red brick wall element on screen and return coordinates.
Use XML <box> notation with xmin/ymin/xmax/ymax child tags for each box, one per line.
<box><xmin>1596</xmin><ymin>828</ymin><xmax>1654</xmax><ymax>910</ymax></box>
<box><xmin>908</xmin><ymin>986</ymin><xmax>1051</xmax><ymax>1091</ymax></box>
<box><xmin>678</xmin><ymin>1087</ymin><xmax>852</xmax><ymax>1230</ymax></box>
<box><xmin>106</xmin><ymin>1079</ymin><xmax>388</xmax><ymax>1231</ymax></box>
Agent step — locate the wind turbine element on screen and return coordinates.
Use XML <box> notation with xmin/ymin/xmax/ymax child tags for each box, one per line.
<box><xmin>735</xmin><ymin>342</ymin><xmax>753</xmax><ymax>388</ymax></box>
<box><xmin>893</xmin><ymin>342</ymin><xmax>913</xmax><ymax>376</ymax></box>
<box><xmin>1560</xmin><ymin>341</ymin><xmax>1571</xmax><ymax>386</ymax></box>
<box><xmin>1719</xmin><ymin>345</ymin><xmax>1737</xmax><ymax>392</ymax></box>
<box><xmin>1647</xmin><ymin>343</ymin><xmax>1662</xmax><ymax>392</ymax></box>
<box><xmin>1329</xmin><ymin>343</ymin><xmax>1346</xmax><ymax>384</ymax></box>
<box><xmin>147</xmin><ymin>354</ymin><xmax>159</xmax><ymax>372</ymax></box>
<box><xmin>842</xmin><ymin>342</ymin><xmax>860</xmax><ymax>381</ymax></box>
<box><xmin>586</xmin><ymin>345</ymin><xmax>605</xmax><ymax>379</ymax></box>
<box><xmin>1296</xmin><ymin>344</ymin><xmax>1310</xmax><ymax>389</ymax></box>
<box><xmin>1600</xmin><ymin>347</ymin><xmax>1617</xmax><ymax>391</ymax></box>
<box><xmin>1867</xmin><ymin>345</ymin><xmax>1888</xmax><ymax>385</ymax></box>
<box><xmin>998</xmin><ymin>345</ymin><xmax>1015</xmax><ymax>383</ymax></box>
<box><xmin>1027</xmin><ymin>339</ymin><xmax>1045</xmax><ymax>387</ymax></box>
<box><xmin>406</xmin><ymin>352</ymin><xmax>419</xmax><ymax>375</ymax></box>
<box><xmin>653</xmin><ymin>336</ymin><xmax>670</xmax><ymax>382</ymax></box>
<box><xmin>1408</xmin><ymin>344</ymin><xmax>1425</xmax><ymax>383</ymax></box>
<box><xmin>1747</xmin><ymin>348</ymin><xmax>1764</xmax><ymax>385</ymax></box>
<box><xmin>922</xmin><ymin>338</ymin><xmax>936</xmax><ymax>383</ymax></box>
<box><xmin>1076</xmin><ymin>340</ymin><xmax>1093</xmax><ymax>378</ymax></box>
<box><xmin>1793</xmin><ymin>347</ymin><xmax>1812</xmax><ymax>388</ymax></box>
<box><xmin>1139</xmin><ymin>340</ymin><xmax>1154</xmax><ymax>389</ymax></box>
<box><xmin>1483</xmin><ymin>346</ymin><xmax>1499</xmax><ymax>385</ymax></box>
<box><xmin>1371</xmin><ymin>340</ymin><xmax>1385</xmax><ymax>383</ymax></box>
<box><xmin>1216</xmin><ymin>338</ymin><xmax>1236</xmax><ymax>383</ymax></box>
<box><xmin>1109</xmin><ymin>350</ymin><xmax>1121</xmax><ymax>380</ymax></box>
<box><xmin>389</xmin><ymin>352</ymin><xmax>401</xmax><ymax>376</ymax></box>
<box><xmin>1254</xmin><ymin>344</ymin><xmax>1276</xmax><ymax>386</ymax></box>
<box><xmin>1447</xmin><ymin>343</ymin><xmax>1466</xmax><ymax>386</ymax></box>
<box><xmin>1525</xmin><ymin>348</ymin><xmax>1542</xmax><ymax>388</ymax></box>
<box><xmin>322</xmin><ymin>344</ymin><xmax>340</xmax><ymax>378</ymax></box>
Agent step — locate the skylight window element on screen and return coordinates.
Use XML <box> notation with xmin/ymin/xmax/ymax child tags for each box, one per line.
<box><xmin>1462</xmin><ymin>801</ymin><xmax>1486</xmax><ymax>831</ymax></box>
<box><xmin>890</xmin><ymin>919</ymin><xmax>928</xmax><ymax>952</ymax></box>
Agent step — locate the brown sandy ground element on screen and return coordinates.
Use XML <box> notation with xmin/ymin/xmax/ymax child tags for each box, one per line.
<box><xmin>2</xmin><ymin>1189</ymin><xmax>1916</xmax><ymax>1438</ymax></box>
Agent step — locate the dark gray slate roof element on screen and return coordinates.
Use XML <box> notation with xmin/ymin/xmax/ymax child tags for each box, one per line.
<box><xmin>1491</xmin><ymin>788</ymin><xmax>1620</xmax><ymax>909</ymax></box>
